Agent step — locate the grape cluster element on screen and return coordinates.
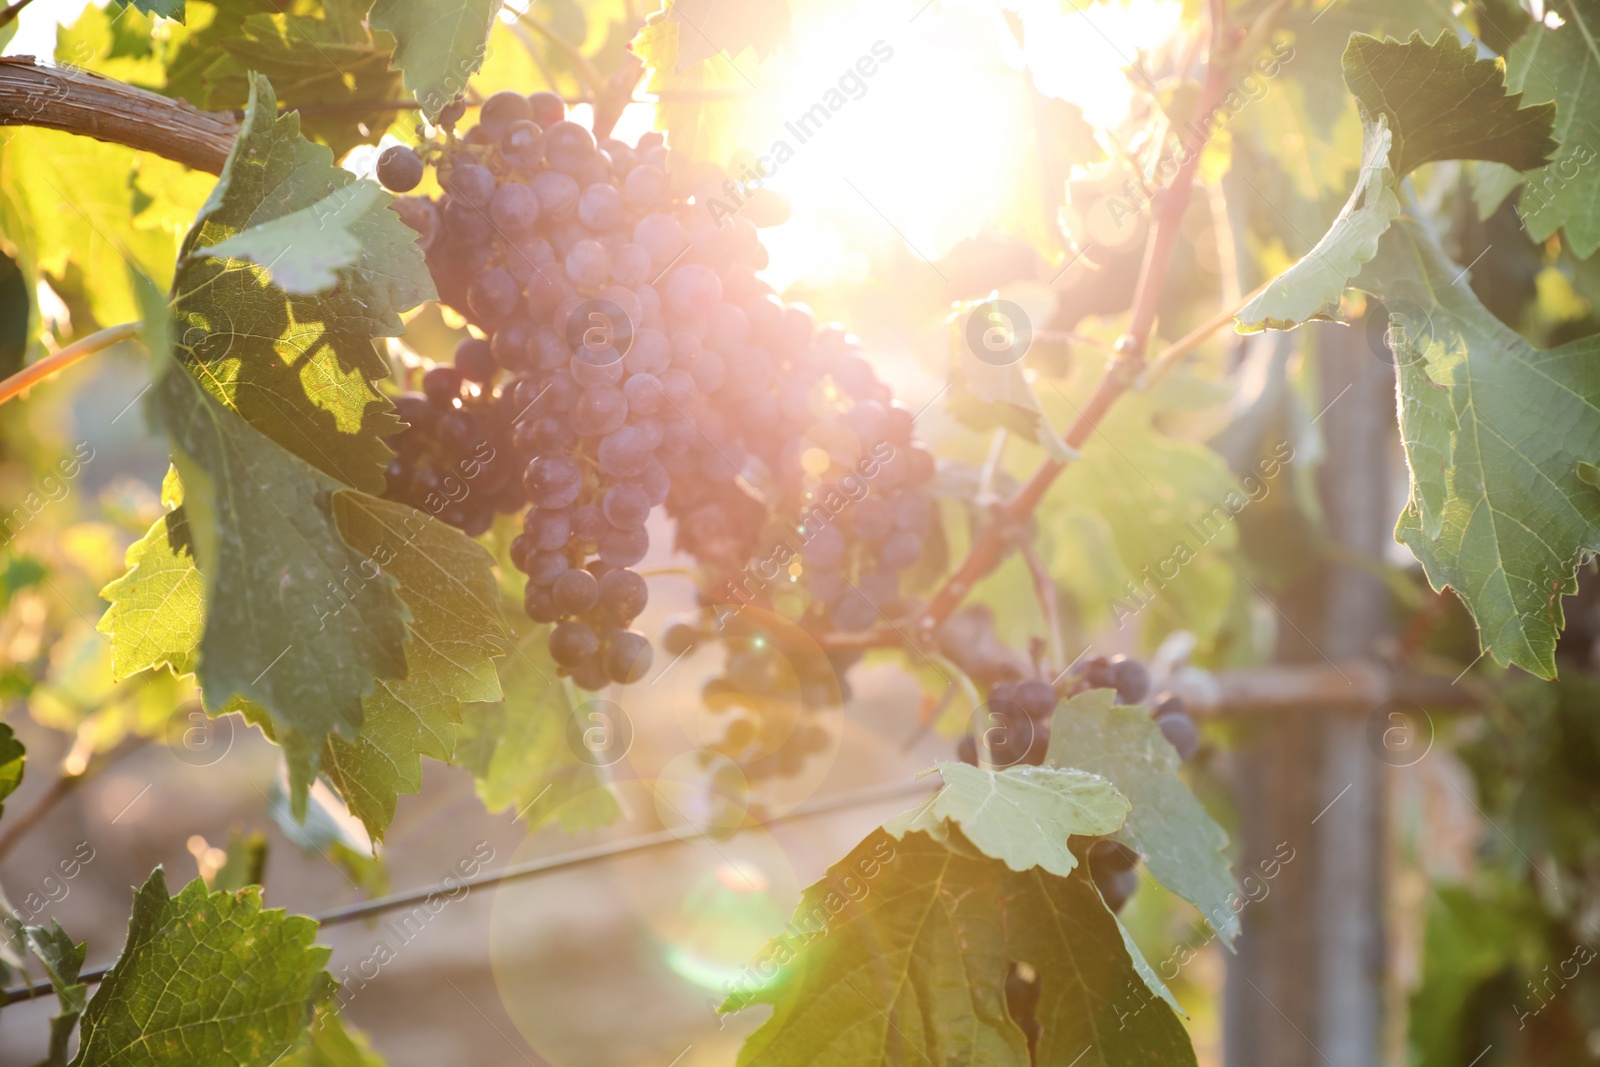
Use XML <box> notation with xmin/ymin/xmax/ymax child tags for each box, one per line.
<box><xmin>953</xmin><ymin>651</ymin><xmax>1202</xmax><ymax>913</ymax></box>
<box><xmin>381</xmin><ymin>90</ymin><xmax>702</xmax><ymax>688</ymax></box>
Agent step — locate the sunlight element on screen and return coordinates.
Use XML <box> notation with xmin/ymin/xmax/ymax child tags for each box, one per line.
<box><xmin>698</xmin><ymin>0</ymin><xmax>1183</xmax><ymax>290</ymax></box>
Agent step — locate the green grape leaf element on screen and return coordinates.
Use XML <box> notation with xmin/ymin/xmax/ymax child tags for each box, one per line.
<box><xmin>369</xmin><ymin>0</ymin><xmax>501</xmax><ymax>118</ymax></box>
<box><xmin>1043</xmin><ymin>378</ymin><xmax>1252</xmax><ymax>649</ymax></box>
<box><xmin>1354</xmin><ymin>218</ymin><xmax>1600</xmax><ymax>678</ymax></box>
<box><xmin>71</xmin><ymin>868</ymin><xmax>329</xmax><ymax>1066</ymax></box>
<box><xmin>457</xmin><ymin>631</ymin><xmax>620</xmax><ymax>833</ymax></box>
<box><xmin>726</xmin><ymin>828</ymin><xmax>1196</xmax><ymax>1066</ymax></box>
<box><xmin>284</xmin><ymin>1007</ymin><xmax>387</xmax><ymax>1067</ymax></box>
<box><xmin>97</xmin><ymin>475</ymin><xmax>202</xmax><ymax>680</ymax></box>
<box><xmin>321</xmin><ymin>494</ymin><xmax>505</xmax><ymax>842</ymax></box>
<box><xmin>0</xmin><ymin>722</ymin><xmax>24</xmax><ymax>819</ymax></box>
<box><xmin>127</xmin><ymin>0</ymin><xmax>187</xmax><ymax>20</ymax></box>
<box><xmin>197</xmin><ymin>183</ymin><xmax>380</xmax><ymax>296</ymax></box>
<box><xmin>172</xmin><ymin>74</ymin><xmax>433</xmax><ymax>495</ymax></box>
<box><xmin>947</xmin><ymin>310</ymin><xmax>1074</xmax><ymax>462</ymax></box>
<box><xmin>196</xmin><ymin>0</ymin><xmax>409</xmax><ymax>158</ymax></box>
<box><xmin>22</xmin><ymin>921</ymin><xmax>87</xmax><ymax>1067</ymax></box>
<box><xmin>1342</xmin><ymin>32</ymin><xmax>1557</xmax><ymax>179</ymax></box>
<box><xmin>1046</xmin><ymin>689</ymin><xmax>1239</xmax><ymax>947</ymax></box>
<box><xmin>137</xmin><ymin>275</ymin><xmax>410</xmax><ymax>801</ymax></box>
<box><xmin>1235</xmin><ymin>116</ymin><xmax>1400</xmax><ymax>332</ymax></box>
<box><xmin>885</xmin><ymin>762</ymin><xmax>1129</xmax><ymax>879</ymax></box>
<box><xmin>1497</xmin><ymin>0</ymin><xmax>1600</xmax><ymax>257</ymax></box>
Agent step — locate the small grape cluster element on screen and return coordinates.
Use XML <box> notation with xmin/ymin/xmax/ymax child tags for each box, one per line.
<box><xmin>955</xmin><ymin>652</ymin><xmax>1202</xmax><ymax>913</ymax></box>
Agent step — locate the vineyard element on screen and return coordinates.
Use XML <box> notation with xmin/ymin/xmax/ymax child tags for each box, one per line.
<box><xmin>0</xmin><ymin>0</ymin><xmax>1597</xmax><ymax>1062</ymax></box>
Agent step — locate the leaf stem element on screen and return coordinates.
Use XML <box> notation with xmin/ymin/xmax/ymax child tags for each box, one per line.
<box><xmin>1018</xmin><ymin>539</ymin><xmax>1066</xmax><ymax>675</ymax></box>
<box><xmin>1139</xmin><ymin>279</ymin><xmax>1271</xmax><ymax>388</ymax></box>
<box><xmin>0</xmin><ymin>0</ymin><xmax>37</xmax><ymax>30</ymax></box>
<box><xmin>0</xmin><ymin>322</ymin><xmax>142</xmax><ymax>408</ymax></box>
<box><xmin>0</xmin><ymin>735</ymin><xmax>148</xmax><ymax>865</ymax></box>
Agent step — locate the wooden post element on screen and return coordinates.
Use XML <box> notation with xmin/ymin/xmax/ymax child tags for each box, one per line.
<box><xmin>1225</xmin><ymin>318</ymin><xmax>1391</xmax><ymax>1065</ymax></box>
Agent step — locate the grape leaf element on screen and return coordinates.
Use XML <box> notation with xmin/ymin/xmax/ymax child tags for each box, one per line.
<box><xmin>885</xmin><ymin>762</ymin><xmax>1130</xmax><ymax>879</ymax></box>
<box><xmin>1343</xmin><ymin>32</ymin><xmax>1557</xmax><ymax>179</ymax></box>
<box><xmin>22</xmin><ymin>921</ymin><xmax>87</xmax><ymax>1067</ymax></box>
<box><xmin>198</xmin><ymin>183</ymin><xmax>381</xmax><ymax>296</ymax></box>
<box><xmin>0</xmin><ymin>722</ymin><xmax>23</xmax><ymax>819</ymax></box>
<box><xmin>1353</xmin><ymin>218</ymin><xmax>1600</xmax><ymax>678</ymax></box>
<box><xmin>456</xmin><ymin>630</ymin><xmax>620</xmax><ymax>833</ymax></box>
<box><xmin>661</xmin><ymin>0</ymin><xmax>791</xmax><ymax>69</ymax></box>
<box><xmin>71</xmin><ymin>868</ymin><xmax>329</xmax><ymax>1066</ymax></box>
<box><xmin>196</xmin><ymin>0</ymin><xmax>408</xmax><ymax>158</ymax></box>
<box><xmin>98</xmin><ymin>471</ymin><xmax>201</xmax><ymax>680</ymax></box>
<box><xmin>172</xmin><ymin>74</ymin><xmax>432</xmax><ymax>495</ymax></box>
<box><xmin>947</xmin><ymin>321</ymin><xmax>1074</xmax><ymax>462</ymax></box>
<box><xmin>321</xmin><ymin>494</ymin><xmax>505</xmax><ymax>842</ymax></box>
<box><xmin>1046</xmin><ymin>689</ymin><xmax>1239</xmax><ymax>947</ymax></box>
<box><xmin>127</xmin><ymin>0</ymin><xmax>187</xmax><ymax>20</ymax></box>
<box><xmin>1043</xmin><ymin>378</ymin><xmax>1246</xmax><ymax>648</ymax></box>
<box><xmin>137</xmin><ymin>274</ymin><xmax>410</xmax><ymax>797</ymax></box>
<box><xmin>1495</xmin><ymin>0</ymin><xmax>1600</xmax><ymax>257</ymax></box>
<box><xmin>284</xmin><ymin>1007</ymin><xmax>387</xmax><ymax>1067</ymax></box>
<box><xmin>369</xmin><ymin>0</ymin><xmax>501</xmax><ymax>118</ymax></box>
<box><xmin>726</xmin><ymin>828</ymin><xmax>1196</xmax><ymax>1066</ymax></box>
<box><xmin>1235</xmin><ymin>116</ymin><xmax>1400</xmax><ymax>332</ymax></box>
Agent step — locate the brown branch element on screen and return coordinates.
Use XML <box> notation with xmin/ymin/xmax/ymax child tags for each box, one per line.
<box><xmin>1194</xmin><ymin>662</ymin><xmax>1480</xmax><ymax>716</ymax></box>
<box><xmin>915</xmin><ymin>5</ymin><xmax>1231</xmax><ymax>634</ymax></box>
<box><xmin>0</xmin><ymin>736</ymin><xmax>149</xmax><ymax>864</ymax></box>
<box><xmin>0</xmin><ymin>322</ymin><xmax>141</xmax><ymax>407</ymax></box>
<box><xmin>0</xmin><ymin>58</ymin><xmax>237</xmax><ymax>174</ymax></box>
<box><xmin>0</xmin><ymin>0</ymin><xmax>38</xmax><ymax>31</ymax></box>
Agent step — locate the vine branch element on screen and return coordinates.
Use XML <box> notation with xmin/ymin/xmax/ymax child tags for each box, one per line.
<box><xmin>0</xmin><ymin>322</ymin><xmax>141</xmax><ymax>407</ymax></box>
<box><xmin>0</xmin><ymin>59</ymin><xmax>237</xmax><ymax>174</ymax></box>
<box><xmin>915</xmin><ymin>3</ymin><xmax>1232</xmax><ymax>634</ymax></box>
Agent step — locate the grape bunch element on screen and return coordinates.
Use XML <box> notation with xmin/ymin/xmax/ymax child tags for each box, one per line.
<box><xmin>380</xmin><ymin>89</ymin><xmax>709</xmax><ymax>688</ymax></box>
<box><xmin>953</xmin><ymin>651</ymin><xmax>1202</xmax><ymax>913</ymax></box>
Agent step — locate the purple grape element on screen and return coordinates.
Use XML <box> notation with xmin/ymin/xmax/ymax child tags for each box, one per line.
<box><xmin>599</xmin><ymin>526</ymin><xmax>649</xmax><ymax>567</ymax></box>
<box><xmin>501</xmin><ymin>119</ymin><xmax>546</xmax><ymax>169</ymax></box>
<box><xmin>552</xmin><ymin>568</ymin><xmax>600</xmax><ymax>614</ymax></box>
<box><xmin>377</xmin><ymin>145</ymin><xmax>424</xmax><ymax>192</ymax></box>
<box><xmin>664</xmin><ymin>264</ymin><xmax>723</xmax><ymax>317</ymax></box>
<box><xmin>524</xmin><ymin>508</ymin><xmax>571</xmax><ymax>551</ymax></box>
<box><xmin>455</xmin><ymin>336</ymin><xmax>496</xmax><ymax>382</ymax></box>
<box><xmin>624</xmin><ymin>164</ymin><xmax>668</xmax><ymax>209</ymax></box>
<box><xmin>599</xmin><ymin>567</ymin><xmax>648</xmax><ymax>621</ymax></box>
<box><xmin>633</xmin><ymin>213</ymin><xmax>687</xmax><ymax>270</ymax></box>
<box><xmin>546</xmin><ymin>120</ymin><xmax>597</xmax><ymax>174</ymax></box>
<box><xmin>524</xmin><ymin>454</ymin><xmax>583</xmax><ymax>508</ymax></box>
<box><xmin>524</xmin><ymin>582</ymin><xmax>560</xmax><ymax>623</ymax></box>
<box><xmin>578</xmin><ymin>183</ymin><xmax>625</xmax><ymax>231</ymax></box>
<box><xmin>1156</xmin><ymin>711</ymin><xmax>1200</xmax><ymax>761</ymax></box>
<box><xmin>530</xmin><ymin>170</ymin><xmax>579</xmax><ymax>218</ymax></box>
<box><xmin>479</xmin><ymin>90</ymin><xmax>532</xmax><ymax>139</ymax></box>
<box><xmin>526</xmin><ymin>91</ymin><xmax>564</xmax><ymax>128</ymax></box>
<box><xmin>572</xmin><ymin>385</ymin><xmax>628</xmax><ymax>437</ymax></box>
<box><xmin>603</xmin><ymin>482</ymin><xmax>651</xmax><ymax>528</ymax></box>
<box><xmin>550</xmin><ymin>620</ymin><xmax>599</xmax><ymax>667</ymax></box>
<box><xmin>599</xmin><ymin>426</ymin><xmax>653</xmax><ymax>477</ymax></box>
<box><xmin>489</xmin><ymin>182</ymin><xmax>539</xmax><ymax>233</ymax></box>
<box><xmin>606</xmin><ymin>631</ymin><xmax>653</xmax><ymax>683</ymax></box>
<box><xmin>469</xmin><ymin>268</ymin><xmax>520</xmax><ymax>321</ymax></box>
<box><xmin>566</xmin><ymin>239</ymin><xmax>610</xmax><ymax>288</ymax></box>
<box><xmin>631</xmin><ymin>460</ymin><xmax>670</xmax><ymax>506</ymax></box>
<box><xmin>611</xmin><ymin>244</ymin><xmax>652</xmax><ymax>287</ymax></box>
<box><xmin>423</xmin><ymin>365</ymin><xmax>462</xmax><ymax>406</ymax></box>
<box><xmin>446</xmin><ymin>163</ymin><xmax>496</xmax><ymax>207</ymax></box>
<box><xmin>526</xmin><ymin>551</ymin><xmax>570</xmax><ymax>587</ymax></box>
<box><xmin>880</xmin><ymin>530</ymin><xmax>924</xmax><ymax>570</ymax></box>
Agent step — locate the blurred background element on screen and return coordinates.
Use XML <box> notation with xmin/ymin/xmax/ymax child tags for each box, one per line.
<box><xmin>3</xmin><ymin>0</ymin><xmax>1600</xmax><ymax>1063</ymax></box>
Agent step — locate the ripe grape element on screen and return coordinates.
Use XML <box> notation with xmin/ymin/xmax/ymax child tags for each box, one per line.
<box><xmin>377</xmin><ymin>145</ymin><xmax>424</xmax><ymax>192</ymax></box>
<box><xmin>552</xmin><ymin>568</ymin><xmax>600</xmax><ymax>614</ymax></box>
<box><xmin>550</xmin><ymin>620</ymin><xmax>599</xmax><ymax>667</ymax></box>
<box><xmin>479</xmin><ymin>90</ymin><xmax>532</xmax><ymax>139</ymax></box>
<box><xmin>598</xmin><ymin>567</ymin><xmax>648</xmax><ymax>621</ymax></box>
<box><xmin>606</xmin><ymin>631</ymin><xmax>653</xmax><ymax>683</ymax></box>
<box><xmin>490</xmin><ymin>182</ymin><xmax>540</xmax><ymax>233</ymax></box>
<box><xmin>1156</xmin><ymin>709</ymin><xmax>1200</xmax><ymax>761</ymax></box>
